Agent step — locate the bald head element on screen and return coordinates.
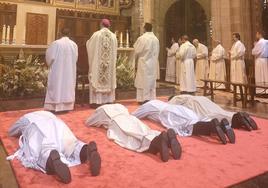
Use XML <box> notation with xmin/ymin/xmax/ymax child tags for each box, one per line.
<box><xmin>193</xmin><ymin>39</ymin><xmax>199</xmax><ymax>47</ymax></box>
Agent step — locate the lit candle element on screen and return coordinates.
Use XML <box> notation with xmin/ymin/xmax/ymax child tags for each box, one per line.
<box><xmin>22</xmin><ymin>26</ymin><xmax>26</xmax><ymax>45</ymax></box>
<box><xmin>126</xmin><ymin>30</ymin><xmax>129</xmax><ymax>48</ymax></box>
<box><xmin>6</xmin><ymin>25</ymin><xmax>10</xmax><ymax>44</ymax></box>
<box><xmin>12</xmin><ymin>25</ymin><xmax>16</xmax><ymax>44</ymax></box>
<box><xmin>120</xmin><ymin>32</ymin><xmax>123</xmax><ymax>48</ymax></box>
<box><xmin>2</xmin><ymin>24</ymin><xmax>6</xmax><ymax>44</ymax></box>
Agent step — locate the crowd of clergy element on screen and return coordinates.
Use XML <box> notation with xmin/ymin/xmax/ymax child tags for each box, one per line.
<box><xmin>165</xmin><ymin>31</ymin><xmax>268</xmax><ymax>94</ymax></box>
<box><xmin>4</xmin><ymin>19</ymin><xmax>264</xmax><ymax>184</ymax></box>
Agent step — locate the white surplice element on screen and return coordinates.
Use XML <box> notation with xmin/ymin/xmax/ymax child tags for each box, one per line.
<box><xmin>230</xmin><ymin>40</ymin><xmax>247</xmax><ymax>84</ymax></box>
<box><xmin>177</xmin><ymin>41</ymin><xmax>197</xmax><ymax>92</ymax></box>
<box><xmin>134</xmin><ymin>32</ymin><xmax>160</xmax><ymax>102</ymax></box>
<box><xmin>168</xmin><ymin>95</ymin><xmax>235</xmax><ymax>123</ymax></box>
<box><xmin>86</xmin><ymin>27</ymin><xmax>118</xmax><ymax>104</ymax></box>
<box><xmin>166</xmin><ymin>43</ymin><xmax>179</xmax><ymax>83</ymax></box>
<box><xmin>44</xmin><ymin>37</ymin><xmax>78</xmax><ymax>112</ymax></box>
<box><xmin>7</xmin><ymin>111</ymin><xmax>85</xmax><ymax>173</ymax></box>
<box><xmin>195</xmin><ymin>43</ymin><xmax>209</xmax><ymax>87</ymax></box>
<box><xmin>209</xmin><ymin>44</ymin><xmax>227</xmax><ymax>89</ymax></box>
<box><xmin>132</xmin><ymin>100</ymin><xmax>202</xmax><ymax>136</ymax></box>
<box><xmin>175</xmin><ymin>47</ymin><xmax>181</xmax><ymax>84</ymax></box>
<box><xmin>252</xmin><ymin>38</ymin><xmax>268</xmax><ymax>94</ymax></box>
<box><xmin>85</xmin><ymin>104</ymin><xmax>160</xmax><ymax>152</ymax></box>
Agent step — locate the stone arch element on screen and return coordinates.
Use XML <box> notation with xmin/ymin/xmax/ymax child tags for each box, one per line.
<box><xmin>152</xmin><ymin>0</ymin><xmax>210</xmax><ymax>78</ymax></box>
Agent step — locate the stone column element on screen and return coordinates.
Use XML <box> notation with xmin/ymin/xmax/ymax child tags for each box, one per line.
<box><xmin>211</xmin><ymin>0</ymin><xmax>232</xmax><ymax>51</ymax></box>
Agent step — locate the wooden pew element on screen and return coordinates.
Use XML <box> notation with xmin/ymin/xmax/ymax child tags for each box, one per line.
<box><xmin>201</xmin><ymin>79</ymin><xmax>247</xmax><ymax>108</ymax></box>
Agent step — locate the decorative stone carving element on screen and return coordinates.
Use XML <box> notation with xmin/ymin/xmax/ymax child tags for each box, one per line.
<box><xmin>119</xmin><ymin>0</ymin><xmax>134</xmax><ymax>10</ymax></box>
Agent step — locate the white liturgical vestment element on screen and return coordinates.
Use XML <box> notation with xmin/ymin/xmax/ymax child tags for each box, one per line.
<box><xmin>177</xmin><ymin>41</ymin><xmax>197</xmax><ymax>92</ymax></box>
<box><xmin>134</xmin><ymin>32</ymin><xmax>160</xmax><ymax>102</ymax></box>
<box><xmin>86</xmin><ymin>104</ymin><xmax>160</xmax><ymax>152</ymax></box>
<box><xmin>44</xmin><ymin>37</ymin><xmax>78</xmax><ymax>112</ymax></box>
<box><xmin>166</xmin><ymin>43</ymin><xmax>179</xmax><ymax>82</ymax></box>
<box><xmin>195</xmin><ymin>43</ymin><xmax>209</xmax><ymax>87</ymax></box>
<box><xmin>209</xmin><ymin>44</ymin><xmax>227</xmax><ymax>89</ymax></box>
<box><xmin>252</xmin><ymin>38</ymin><xmax>268</xmax><ymax>93</ymax></box>
<box><xmin>230</xmin><ymin>40</ymin><xmax>247</xmax><ymax>84</ymax></box>
<box><xmin>132</xmin><ymin>100</ymin><xmax>202</xmax><ymax>136</ymax></box>
<box><xmin>168</xmin><ymin>95</ymin><xmax>235</xmax><ymax>123</ymax></box>
<box><xmin>7</xmin><ymin>111</ymin><xmax>85</xmax><ymax>173</ymax></box>
<box><xmin>86</xmin><ymin>27</ymin><xmax>118</xmax><ymax>104</ymax></box>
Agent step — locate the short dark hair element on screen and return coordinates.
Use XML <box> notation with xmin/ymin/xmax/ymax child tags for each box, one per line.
<box><xmin>61</xmin><ymin>28</ymin><xmax>70</xmax><ymax>36</ymax></box>
<box><xmin>257</xmin><ymin>30</ymin><xmax>264</xmax><ymax>36</ymax></box>
<box><xmin>233</xmin><ymin>33</ymin><xmax>240</xmax><ymax>40</ymax></box>
<box><xmin>144</xmin><ymin>23</ymin><xmax>153</xmax><ymax>32</ymax></box>
<box><xmin>182</xmin><ymin>35</ymin><xmax>189</xmax><ymax>41</ymax></box>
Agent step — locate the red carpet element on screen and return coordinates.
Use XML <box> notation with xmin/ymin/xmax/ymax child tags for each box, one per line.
<box><xmin>0</xmin><ymin>99</ymin><xmax>268</xmax><ymax>188</ymax></box>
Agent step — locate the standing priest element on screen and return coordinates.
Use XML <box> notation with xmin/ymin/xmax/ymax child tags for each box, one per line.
<box><xmin>86</xmin><ymin>19</ymin><xmax>117</xmax><ymax>108</ymax></box>
<box><xmin>229</xmin><ymin>33</ymin><xmax>247</xmax><ymax>87</ymax></box>
<box><xmin>193</xmin><ymin>39</ymin><xmax>209</xmax><ymax>87</ymax></box>
<box><xmin>134</xmin><ymin>23</ymin><xmax>160</xmax><ymax>104</ymax></box>
<box><xmin>209</xmin><ymin>40</ymin><xmax>227</xmax><ymax>89</ymax></box>
<box><xmin>177</xmin><ymin>35</ymin><xmax>197</xmax><ymax>94</ymax></box>
<box><xmin>252</xmin><ymin>31</ymin><xmax>268</xmax><ymax>94</ymax></box>
<box><xmin>44</xmin><ymin>28</ymin><xmax>78</xmax><ymax>113</ymax></box>
<box><xmin>165</xmin><ymin>37</ymin><xmax>179</xmax><ymax>83</ymax></box>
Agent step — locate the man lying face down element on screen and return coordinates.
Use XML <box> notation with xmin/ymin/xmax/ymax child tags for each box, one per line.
<box><xmin>132</xmin><ymin>100</ymin><xmax>235</xmax><ymax>144</ymax></box>
<box><xmin>168</xmin><ymin>95</ymin><xmax>258</xmax><ymax>131</ymax></box>
<box><xmin>86</xmin><ymin>104</ymin><xmax>181</xmax><ymax>162</ymax></box>
<box><xmin>7</xmin><ymin>111</ymin><xmax>101</xmax><ymax>184</ymax></box>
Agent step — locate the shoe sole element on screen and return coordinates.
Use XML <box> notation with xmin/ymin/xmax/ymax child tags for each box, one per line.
<box><xmin>225</xmin><ymin>128</ymin><xmax>236</xmax><ymax>144</ymax></box>
<box><xmin>170</xmin><ymin>139</ymin><xmax>182</xmax><ymax>160</ymax></box>
<box><xmin>167</xmin><ymin>129</ymin><xmax>182</xmax><ymax>160</ymax></box>
<box><xmin>237</xmin><ymin>112</ymin><xmax>252</xmax><ymax>131</ymax></box>
<box><xmin>50</xmin><ymin>150</ymin><xmax>71</xmax><ymax>184</ymax></box>
<box><xmin>221</xmin><ymin>119</ymin><xmax>236</xmax><ymax>144</ymax></box>
<box><xmin>90</xmin><ymin>151</ymin><xmax>101</xmax><ymax>176</ymax></box>
<box><xmin>215</xmin><ymin>125</ymin><xmax>227</xmax><ymax>145</ymax></box>
<box><xmin>160</xmin><ymin>139</ymin><xmax>169</xmax><ymax>162</ymax></box>
<box><xmin>242</xmin><ymin>112</ymin><xmax>258</xmax><ymax>130</ymax></box>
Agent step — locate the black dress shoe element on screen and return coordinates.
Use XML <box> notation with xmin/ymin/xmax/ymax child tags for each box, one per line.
<box><xmin>167</xmin><ymin>129</ymin><xmax>182</xmax><ymax>160</ymax></box>
<box><xmin>88</xmin><ymin>141</ymin><xmax>101</xmax><ymax>176</ymax></box>
<box><xmin>241</xmin><ymin>112</ymin><xmax>258</xmax><ymax>130</ymax></box>
<box><xmin>159</xmin><ymin>132</ymin><xmax>169</xmax><ymax>162</ymax></box>
<box><xmin>46</xmin><ymin>150</ymin><xmax>71</xmax><ymax>184</ymax></box>
<box><xmin>211</xmin><ymin>119</ymin><xmax>227</xmax><ymax>145</ymax></box>
<box><xmin>232</xmin><ymin>112</ymin><xmax>252</xmax><ymax>131</ymax></box>
<box><xmin>220</xmin><ymin>118</ymin><xmax>236</xmax><ymax>144</ymax></box>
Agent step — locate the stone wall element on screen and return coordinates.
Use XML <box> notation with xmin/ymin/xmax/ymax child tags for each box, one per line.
<box><xmin>139</xmin><ymin>0</ymin><xmax>262</xmax><ymax>68</ymax></box>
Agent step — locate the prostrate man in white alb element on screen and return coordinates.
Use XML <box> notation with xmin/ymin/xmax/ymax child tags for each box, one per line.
<box><xmin>132</xmin><ymin>100</ymin><xmax>233</xmax><ymax>144</ymax></box>
<box><xmin>229</xmin><ymin>33</ymin><xmax>247</xmax><ymax>88</ymax></box>
<box><xmin>252</xmin><ymin>31</ymin><xmax>268</xmax><ymax>94</ymax></box>
<box><xmin>177</xmin><ymin>35</ymin><xmax>197</xmax><ymax>94</ymax></box>
<box><xmin>209</xmin><ymin>40</ymin><xmax>227</xmax><ymax>89</ymax></box>
<box><xmin>86</xmin><ymin>19</ymin><xmax>117</xmax><ymax>108</ymax></box>
<box><xmin>86</xmin><ymin>104</ymin><xmax>181</xmax><ymax>162</ymax></box>
<box><xmin>44</xmin><ymin>28</ymin><xmax>78</xmax><ymax>113</ymax></box>
<box><xmin>165</xmin><ymin>37</ymin><xmax>179</xmax><ymax>83</ymax></box>
<box><xmin>134</xmin><ymin>23</ymin><xmax>160</xmax><ymax>104</ymax></box>
<box><xmin>168</xmin><ymin>95</ymin><xmax>258</xmax><ymax>132</ymax></box>
<box><xmin>7</xmin><ymin>111</ymin><xmax>101</xmax><ymax>184</ymax></box>
<box><xmin>193</xmin><ymin>39</ymin><xmax>209</xmax><ymax>87</ymax></box>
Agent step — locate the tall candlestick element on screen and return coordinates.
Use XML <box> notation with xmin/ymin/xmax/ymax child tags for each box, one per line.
<box><xmin>126</xmin><ymin>30</ymin><xmax>129</xmax><ymax>48</ymax></box>
<box><xmin>119</xmin><ymin>32</ymin><xmax>123</xmax><ymax>48</ymax></box>
<box><xmin>22</xmin><ymin>26</ymin><xmax>26</xmax><ymax>45</ymax></box>
<box><xmin>6</xmin><ymin>25</ymin><xmax>10</xmax><ymax>44</ymax></box>
<box><xmin>1</xmin><ymin>24</ymin><xmax>6</xmax><ymax>44</ymax></box>
<box><xmin>12</xmin><ymin>25</ymin><xmax>16</xmax><ymax>44</ymax></box>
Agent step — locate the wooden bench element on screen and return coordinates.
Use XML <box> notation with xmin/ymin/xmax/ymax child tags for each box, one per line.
<box><xmin>201</xmin><ymin>79</ymin><xmax>248</xmax><ymax>108</ymax></box>
<box><xmin>201</xmin><ymin>79</ymin><xmax>268</xmax><ymax>108</ymax></box>
<box><xmin>244</xmin><ymin>83</ymin><xmax>268</xmax><ymax>107</ymax></box>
